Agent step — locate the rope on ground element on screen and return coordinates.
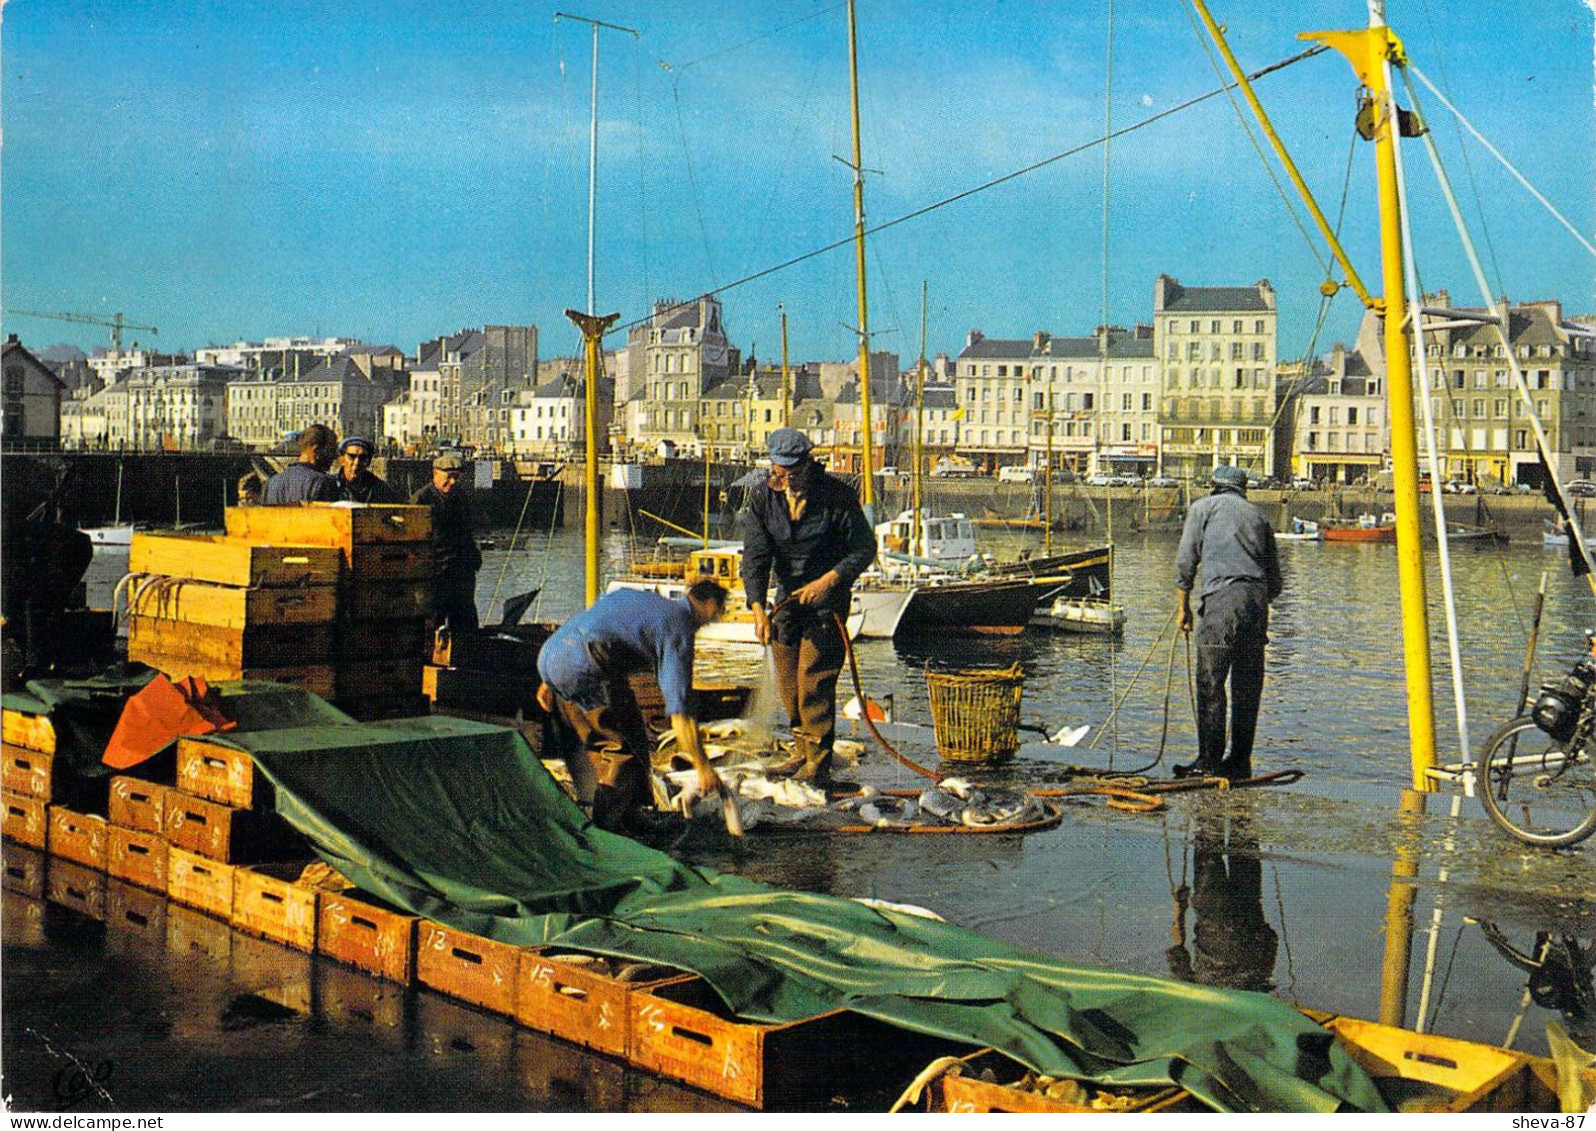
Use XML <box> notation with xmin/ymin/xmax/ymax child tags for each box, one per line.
<box><xmin>833</xmin><ymin>610</ymin><xmax>942</xmax><ymax>782</ymax></box>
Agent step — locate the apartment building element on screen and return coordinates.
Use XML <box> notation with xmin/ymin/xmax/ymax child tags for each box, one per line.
<box><xmin>226</xmin><ymin>355</ymin><xmax>398</xmax><ymax>450</ymax></box>
<box><xmin>954</xmin><ymin>331</ymin><xmax>1035</xmax><ymax>468</ymax></box>
<box><xmin>1153</xmin><ymin>275</ymin><xmax>1278</xmax><ymax>480</ymax></box>
<box><xmin>2</xmin><ymin>336</ymin><xmax>67</xmax><ymax>448</ymax></box>
<box><xmin>125</xmin><ymin>363</ymin><xmax>238</xmax><ymax>449</ymax></box>
<box><xmin>508</xmin><ymin>373</ymin><xmax>613</xmax><ymax>457</ymax></box>
<box><xmin>1288</xmin><ymin>336</ymin><xmax>1386</xmax><ymax>484</ymax></box>
<box><xmin>623</xmin><ymin>297</ymin><xmax>740</xmax><ymax>453</ymax></box>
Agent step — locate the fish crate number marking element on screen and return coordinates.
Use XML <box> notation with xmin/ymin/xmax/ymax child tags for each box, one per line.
<box><xmin>637</xmin><ymin>1003</ymin><xmax>743</xmax><ymax>1080</ymax></box>
<box><xmin>949</xmin><ymin>1101</ymin><xmax>978</xmax><ymax>1114</ymax></box>
<box><xmin>426</xmin><ymin>927</ymin><xmax>505</xmax><ymax>985</ymax></box>
<box><xmin>332</xmin><ymin>907</ymin><xmax>399</xmax><ymax>962</ymax></box>
<box><xmin>526</xmin><ymin>963</ymin><xmax>614</xmax><ymax>1030</ymax></box>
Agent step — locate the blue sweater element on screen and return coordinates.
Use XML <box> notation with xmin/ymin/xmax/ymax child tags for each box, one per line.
<box><xmin>537</xmin><ymin>589</ymin><xmax>698</xmax><ymax>717</ymax></box>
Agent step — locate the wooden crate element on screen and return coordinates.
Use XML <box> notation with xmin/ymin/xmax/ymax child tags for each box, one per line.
<box><xmin>109</xmin><ymin>777</ymin><xmax>167</xmax><ymax>833</ymax></box>
<box><xmin>46</xmin><ymin>858</ymin><xmax>107</xmax><ymax>920</ymax></box>
<box><xmin>123</xmin><ymin>647</ymin><xmax>337</xmax><ymax>697</ymax></box>
<box><xmin>627</xmin><ymin>978</ymin><xmax>868</xmax><ymax>1109</ymax></box>
<box><xmin>345</xmin><ymin>580</ymin><xmax>434</xmax><ymax>622</ymax></box>
<box><xmin>432</xmin><ymin>628</ymin><xmax>548</xmax><ymax>674</ymax></box>
<box><xmin>318</xmin><ymin>891</ymin><xmax>419</xmax><ymax>983</ymax></box>
<box><xmin>417</xmin><ymin>921</ymin><xmax>522</xmax><ymax>1016</ymax></box>
<box><xmin>335</xmin><ymin>658</ymin><xmax>425</xmax><ymax>700</ymax></box>
<box><xmin>342</xmin><ymin>618</ymin><xmax>430</xmax><ymax>661</ymax></box>
<box><xmin>232</xmin><ymin>861</ymin><xmax>319</xmax><ymax>952</ymax></box>
<box><xmin>225</xmin><ymin>504</ymin><xmax>433</xmax><ymax>564</ymax></box>
<box><xmin>130</xmin><ymin>533</ymin><xmax>343</xmax><ymax>588</ymax></box>
<box><xmin>422</xmin><ymin>666</ymin><xmax>535</xmax><ymax>715</ymax></box>
<box><xmin>344</xmin><ymin>542</ymin><xmax>433</xmax><ymax>581</ymax></box>
<box><xmin>516</xmin><ymin>949</ymin><xmax>691</xmax><ymax>1059</ymax></box>
<box><xmin>1</xmin><ymin>709</ymin><xmax>56</xmax><ymax>754</ymax></box>
<box><xmin>167</xmin><ymin>846</ymin><xmax>235</xmax><ymax>917</ymax></box>
<box><xmin>2</xmin><ymin>744</ymin><xmax>55</xmax><ymax>799</ymax></box>
<box><xmin>128</xmin><ymin>615</ymin><xmax>333</xmax><ymax>667</ymax></box>
<box><xmin>3</xmin><ymin>791</ymin><xmax>47</xmax><ymax>848</ymax></box>
<box><xmin>2</xmin><ymin>843</ymin><xmax>47</xmax><ymax>898</ymax></box>
<box><xmin>932</xmin><ymin>1050</ymin><xmax>1195</xmax><ymax>1113</ymax></box>
<box><xmin>1325</xmin><ymin>1015</ymin><xmax>1534</xmax><ymax>1112</ymax></box>
<box><xmin>105</xmin><ymin>877</ymin><xmax>169</xmax><ymax>946</ymax></box>
<box><xmin>106</xmin><ymin>825</ymin><xmax>168</xmax><ymax>891</ymax></box>
<box><xmin>166</xmin><ymin>901</ymin><xmax>234</xmax><ymax>964</ymax></box>
<box><xmin>163</xmin><ymin>789</ymin><xmax>302</xmax><ymax>863</ymax></box>
<box><xmin>176</xmin><ymin>737</ymin><xmax>266</xmax><ymax>809</ymax></box>
<box><xmin>126</xmin><ymin>579</ymin><xmax>338</xmax><ymax>629</ymax></box>
<box><xmin>47</xmin><ymin>807</ymin><xmax>109</xmax><ymax>870</ymax></box>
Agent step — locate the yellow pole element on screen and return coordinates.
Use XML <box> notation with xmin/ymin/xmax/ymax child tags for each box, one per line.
<box><xmin>1379</xmin><ymin>789</ymin><xmax>1425</xmax><ymax>1026</ymax></box>
<box><xmin>565</xmin><ymin>308</ymin><xmax>619</xmax><ymax>607</ymax></box>
<box><xmin>1305</xmin><ymin>23</ymin><xmax>1438</xmax><ymax>792</ymax></box>
<box><xmin>914</xmin><ymin>280</ymin><xmax>927</xmax><ymax>558</ymax></box>
<box><xmin>702</xmin><ymin>439</ymin><xmax>712</xmax><ymax>549</ymax></box>
<box><xmin>846</xmin><ymin>0</ymin><xmax>875</xmax><ymax>509</ymax></box>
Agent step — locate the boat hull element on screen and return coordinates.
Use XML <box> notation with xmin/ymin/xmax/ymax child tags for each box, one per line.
<box><xmin>82</xmin><ymin>523</ymin><xmax>135</xmax><ymax>547</ymax></box>
<box><xmin>983</xmin><ymin>545</ymin><xmax>1113</xmax><ymax>607</ymax></box>
<box><xmin>894</xmin><ymin>578</ymin><xmax>1039</xmax><ymax>637</ymax></box>
<box><xmin>853</xmin><ymin>587</ymin><xmax>913</xmax><ymax>638</ymax></box>
<box><xmin>1033</xmin><ymin>597</ymin><xmax>1127</xmax><ymax>634</ymax></box>
<box><xmin>1322</xmin><ymin>525</ymin><xmax>1396</xmax><ymax>543</ymax></box>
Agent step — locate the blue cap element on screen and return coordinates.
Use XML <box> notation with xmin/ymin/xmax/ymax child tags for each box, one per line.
<box><xmin>767</xmin><ymin>427</ymin><xmax>814</xmax><ymax>467</ymax></box>
<box><xmin>1212</xmin><ymin>464</ymin><xmax>1249</xmax><ymax>489</ymax></box>
<box><xmin>340</xmin><ymin>435</ymin><xmax>372</xmax><ymax>454</ymax></box>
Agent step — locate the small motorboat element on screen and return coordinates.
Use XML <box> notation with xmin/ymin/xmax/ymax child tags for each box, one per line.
<box><xmin>1276</xmin><ymin>518</ymin><xmax>1322</xmax><ymax>542</ymax></box>
<box><xmin>1323</xmin><ymin>513</ymin><xmax>1397</xmax><ymax>543</ymax></box>
<box><xmin>1032</xmin><ymin>595</ymin><xmax>1127</xmax><ymax>634</ymax></box>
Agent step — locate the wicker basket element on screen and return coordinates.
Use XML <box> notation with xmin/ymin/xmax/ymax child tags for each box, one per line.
<box><xmin>925</xmin><ymin>663</ymin><xmax>1024</xmax><ymax>763</ymax></box>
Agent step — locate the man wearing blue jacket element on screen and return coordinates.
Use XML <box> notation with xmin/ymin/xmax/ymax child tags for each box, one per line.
<box><xmin>1175</xmin><ymin>464</ymin><xmax>1283</xmax><ymax>780</ymax></box>
<box><xmin>740</xmin><ymin>428</ymin><xmax>876</xmax><ymax>786</ymax></box>
<box><xmin>537</xmin><ymin>582</ymin><xmax>727</xmax><ymax>832</ymax></box>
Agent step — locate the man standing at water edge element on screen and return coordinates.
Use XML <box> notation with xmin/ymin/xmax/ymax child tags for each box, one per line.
<box><xmin>412</xmin><ymin>454</ymin><xmax>482</xmax><ymax>634</ymax></box>
<box><xmin>536</xmin><ymin>582</ymin><xmax>728</xmax><ymax>832</ymax></box>
<box><xmin>1174</xmin><ymin>464</ymin><xmax>1282</xmax><ymax>781</ymax></box>
<box><xmin>741</xmin><ymin>428</ymin><xmax>876</xmax><ymax>786</ymax></box>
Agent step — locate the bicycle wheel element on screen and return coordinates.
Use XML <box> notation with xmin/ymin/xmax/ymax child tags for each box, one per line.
<box><xmin>1477</xmin><ymin>717</ymin><xmax>1596</xmax><ymax>849</ymax></box>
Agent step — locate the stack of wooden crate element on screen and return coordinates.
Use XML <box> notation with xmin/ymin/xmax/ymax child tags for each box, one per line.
<box><xmin>127</xmin><ymin>533</ymin><xmax>345</xmax><ymax>698</ymax></box>
<box><xmin>424</xmin><ymin>626</ymin><xmax>552</xmax><ymax>717</ymax></box>
<box><xmin>223</xmin><ymin>504</ymin><xmax>435</xmax><ymax>720</ymax></box>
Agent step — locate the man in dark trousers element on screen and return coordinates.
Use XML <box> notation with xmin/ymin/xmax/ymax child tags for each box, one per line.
<box><xmin>740</xmin><ymin>428</ymin><xmax>876</xmax><ymax>786</ymax></box>
<box><xmin>333</xmin><ymin>436</ymin><xmax>397</xmax><ymax>503</ymax></box>
<box><xmin>1175</xmin><ymin>464</ymin><xmax>1283</xmax><ymax>780</ymax></box>
<box><xmin>262</xmin><ymin>424</ymin><xmax>342</xmax><ymax>504</ymax></box>
<box><xmin>536</xmin><ymin>582</ymin><xmax>728</xmax><ymax>832</ymax></box>
<box><xmin>412</xmin><ymin>453</ymin><xmax>482</xmax><ymax>634</ymax></box>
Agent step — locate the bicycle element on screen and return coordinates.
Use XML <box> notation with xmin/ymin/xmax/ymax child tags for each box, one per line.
<box><xmin>1475</xmin><ymin>634</ymin><xmax>1596</xmax><ymax>849</ymax></box>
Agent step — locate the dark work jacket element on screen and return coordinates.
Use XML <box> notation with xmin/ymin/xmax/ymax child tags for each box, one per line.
<box><xmin>336</xmin><ymin>469</ymin><xmax>398</xmax><ymax>504</ymax></box>
<box><xmin>739</xmin><ymin>471</ymin><xmax>876</xmax><ymax>617</ymax></box>
<box><xmin>412</xmin><ymin>483</ymin><xmax>483</xmax><ymax>574</ymax></box>
<box><xmin>262</xmin><ymin>462</ymin><xmax>341</xmax><ymax>504</ymax></box>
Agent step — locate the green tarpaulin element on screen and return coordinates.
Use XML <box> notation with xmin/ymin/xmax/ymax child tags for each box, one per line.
<box><xmin>218</xmin><ymin>714</ymin><xmax>1386</xmax><ymax>1113</ymax></box>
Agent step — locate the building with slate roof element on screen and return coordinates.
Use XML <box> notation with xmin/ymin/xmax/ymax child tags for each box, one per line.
<box><xmin>1287</xmin><ymin>334</ymin><xmax>1386</xmax><ymax>485</ymax></box>
<box><xmin>508</xmin><ymin>372</ymin><xmax>613</xmax><ymax>457</ymax></box>
<box><xmin>622</xmin><ymin>296</ymin><xmax>740</xmax><ymax>455</ymax></box>
<box><xmin>1152</xmin><ymin>274</ymin><xmax>1279</xmax><ymax>480</ymax></box>
<box><xmin>226</xmin><ymin>353</ymin><xmax>400</xmax><ymax>451</ymax></box>
<box><xmin>2</xmin><ymin>336</ymin><xmax>68</xmax><ymax>449</ymax></box>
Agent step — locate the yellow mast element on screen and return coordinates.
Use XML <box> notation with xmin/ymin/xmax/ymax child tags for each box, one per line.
<box><xmin>779</xmin><ymin>305</ymin><xmax>791</xmax><ymax>427</ymax></box>
<box><xmin>1044</xmin><ymin>406</ymin><xmax>1054</xmax><ymax>556</ymax></box>
<box><xmin>846</xmin><ymin>0</ymin><xmax>875</xmax><ymax>511</ymax></box>
<box><xmin>914</xmin><ymin>281</ymin><xmax>927</xmax><ymax>558</ymax></box>
<box><xmin>566</xmin><ymin>310</ymin><xmax>619</xmax><ymax>607</ymax></box>
<box><xmin>1303</xmin><ymin>16</ymin><xmax>1437</xmax><ymax>793</ymax></box>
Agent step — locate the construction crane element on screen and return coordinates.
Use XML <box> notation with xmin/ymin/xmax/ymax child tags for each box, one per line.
<box><xmin>5</xmin><ymin>309</ymin><xmax>158</xmax><ymax>352</ymax></box>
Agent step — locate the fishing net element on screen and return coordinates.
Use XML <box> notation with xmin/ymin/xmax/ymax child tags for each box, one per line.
<box><xmin>926</xmin><ymin>662</ymin><xmax>1024</xmax><ymax>763</ymax></box>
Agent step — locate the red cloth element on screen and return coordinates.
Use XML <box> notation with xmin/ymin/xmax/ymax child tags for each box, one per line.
<box><xmin>102</xmin><ymin>674</ymin><xmax>236</xmax><ymax>770</ymax></box>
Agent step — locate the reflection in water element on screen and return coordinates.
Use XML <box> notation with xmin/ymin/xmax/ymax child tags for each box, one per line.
<box><xmin>1479</xmin><ymin>921</ymin><xmax>1596</xmax><ymax>1048</ymax></box>
<box><xmin>1166</xmin><ymin>809</ymin><xmax>1279</xmax><ymax>993</ymax></box>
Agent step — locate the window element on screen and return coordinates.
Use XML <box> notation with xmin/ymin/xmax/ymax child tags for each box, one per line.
<box><xmin>1329</xmin><ymin>407</ymin><xmax>1341</xmax><ymax>425</ymax></box>
<box><xmin>1121</xmin><ymin>393</ymin><xmax>1133</xmax><ymax>411</ymax></box>
<box><xmin>1310</xmin><ymin>406</ymin><xmax>1321</xmax><ymax>424</ymax></box>
<box><xmin>1255</xmin><ymin>321</ymin><xmax>1265</xmax><ymax>334</ymax></box>
<box><xmin>1493</xmin><ymin>399</ymin><xmax>1506</xmax><ymax>418</ymax></box>
<box><xmin>1121</xmin><ymin>423</ymin><xmax>1132</xmax><ymax>441</ymax></box>
<box><xmin>1233</xmin><ymin>320</ymin><xmax>1243</xmax><ymax>334</ymax></box>
<box><xmin>1033</xmin><ymin>392</ymin><xmax>1044</xmax><ymax>410</ymax></box>
<box><xmin>1347</xmin><ymin>407</ymin><xmax>1358</xmax><ymax>425</ymax></box>
<box><xmin>1082</xmin><ymin>393</ymin><xmax>1095</xmax><ymax>410</ymax></box>
<box><xmin>1472</xmin><ymin>399</ymin><xmax>1485</xmax><ymax>417</ymax></box>
<box><xmin>1231</xmin><ymin>343</ymin><xmax>1244</xmax><ymax>360</ymax></box>
<box><xmin>997</xmin><ymin>365</ymin><xmax>1008</xmax><ymax>377</ymax></box>
<box><xmin>1210</xmin><ymin>320</ymin><xmax>1221</xmax><ymax>333</ymax></box>
<box><xmin>1189</xmin><ymin>320</ymin><xmax>1200</xmax><ymax>333</ymax></box>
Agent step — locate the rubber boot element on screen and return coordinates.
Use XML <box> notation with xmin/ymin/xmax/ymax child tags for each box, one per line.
<box><xmin>1172</xmin><ymin>759</ymin><xmax>1220</xmax><ymax>779</ymax></box>
<box><xmin>792</xmin><ymin>750</ymin><xmax>834</xmax><ymax>787</ymax></box>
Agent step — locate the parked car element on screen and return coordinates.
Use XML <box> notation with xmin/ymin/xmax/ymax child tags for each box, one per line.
<box><xmin>998</xmin><ymin>466</ymin><xmax>1035</xmax><ymax>484</ymax></box>
<box><xmin>1290</xmin><ymin>476</ymin><xmax>1317</xmax><ymax>491</ymax></box>
<box><xmin>1568</xmin><ymin>480</ymin><xmax>1596</xmax><ymax>498</ymax></box>
<box><xmin>1084</xmin><ymin>473</ymin><xmax>1114</xmax><ymax>487</ymax></box>
<box><xmin>1147</xmin><ymin>475</ymin><xmax>1180</xmax><ymax>489</ymax></box>
<box><xmin>1442</xmin><ymin>480</ymin><xmax>1478</xmax><ymax>495</ymax></box>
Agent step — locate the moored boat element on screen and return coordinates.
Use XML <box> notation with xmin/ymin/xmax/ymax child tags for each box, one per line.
<box><xmin>1032</xmin><ymin>595</ymin><xmax>1127</xmax><ymax>634</ymax></box>
<box><xmin>981</xmin><ymin>544</ymin><xmax>1114</xmax><ymax>608</ymax></box>
<box><xmin>1276</xmin><ymin>518</ymin><xmax>1322</xmax><ymax>542</ymax></box>
<box><xmin>1323</xmin><ymin>513</ymin><xmax>1398</xmax><ymax>543</ymax></box>
<box><xmin>892</xmin><ymin>576</ymin><xmax>1039</xmax><ymax>637</ymax></box>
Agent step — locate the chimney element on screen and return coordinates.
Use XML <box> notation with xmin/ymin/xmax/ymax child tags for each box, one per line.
<box><xmin>967</xmin><ymin>330</ymin><xmax>984</xmax><ymax>348</ymax></box>
<box><xmin>1033</xmin><ymin>331</ymin><xmax>1050</xmax><ymax>353</ymax></box>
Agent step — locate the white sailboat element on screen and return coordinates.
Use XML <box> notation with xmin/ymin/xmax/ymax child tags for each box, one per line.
<box><xmin>81</xmin><ymin>461</ymin><xmax>133</xmax><ymax>546</ymax></box>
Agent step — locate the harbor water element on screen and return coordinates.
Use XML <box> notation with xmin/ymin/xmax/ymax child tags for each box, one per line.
<box><xmin>4</xmin><ymin>524</ymin><xmax>1590</xmax><ymax>1112</ymax></box>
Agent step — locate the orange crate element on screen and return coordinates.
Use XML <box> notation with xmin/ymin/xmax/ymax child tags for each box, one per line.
<box><xmin>319</xmin><ymin>892</ymin><xmax>418</xmax><ymax>983</ymax></box>
<box><xmin>2</xmin><ymin>745</ymin><xmax>55</xmax><ymax>799</ymax></box>
<box><xmin>166</xmin><ymin>902</ymin><xmax>233</xmax><ymax>964</ymax></box>
<box><xmin>47</xmin><ymin>858</ymin><xmax>107</xmax><ymax>920</ymax></box>
<box><xmin>109</xmin><ymin>777</ymin><xmax>167</xmax><ymax>833</ymax></box>
<box><xmin>417</xmin><ymin>921</ymin><xmax>522</xmax><ymax>1016</ymax></box>
<box><xmin>47</xmin><ymin>807</ymin><xmax>108</xmax><ymax>870</ymax></box>
<box><xmin>2</xmin><ymin>791</ymin><xmax>46</xmax><ymax>848</ymax></box>
<box><xmin>627</xmin><ymin>979</ymin><xmax>869</xmax><ymax>1109</ymax></box>
<box><xmin>516</xmin><ymin>949</ymin><xmax>690</xmax><ymax>1059</ymax></box>
<box><xmin>163</xmin><ymin>789</ymin><xmax>302</xmax><ymax>863</ymax></box>
<box><xmin>106</xmin><ymin>825</ymin><xmax>168</xmax><ymax>891</ymax></box>
<box><xmin>106</xmin><ymin>878</ymin><xmax>169</xmax><ymax>946</ymax></box>
<box><xmin>176</xmin><ymin>737</ymin><xmax>264</xmax><ymax>809</ymax></box>
<box><xmin>231</xmin><ymin>862</ymin><xmax>319</xmax><ymax>952</ymax></box>
<box><xmin>2</xmin><ymin>843</ymin><xmax>47</xmax><ymax>898</ymax></box>
<box><xmin>224</xmin><ymin>504</ymin><xmax>433</xmax><ymax>564</ymax></box>
<box><xmin>1</xmin><ymin>708</ymin><xmax>56</xmax><ymax>754</ymax></box>
<box><xmin>167</xmin><ymin>846</ymin><xmax>235</xmax><ymax>917</ymax></box>
<box><xmin>345</xmin><ymin>580</ymin><xmax>434</xmax><ymax>622</ymax></box>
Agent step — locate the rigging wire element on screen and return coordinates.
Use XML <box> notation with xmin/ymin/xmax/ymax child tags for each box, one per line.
<box><xmin>667</xmin><ymin>74</ymin><xmax>722</xmax><ymax>291</ymax></box>
<box><xmin>610</xmin><ymin>44</ymin><xmax>1331</xmax><ymax>340</ymax></box>
<box><xmin>666</xmin><ymin>3</ymin><xmax>845</xmax><ymax>75</ymax></box>
<box><xmin>1177</xmin><ymin>0</ymin><xmax>1331</xmax><ymax>279</ymax></box>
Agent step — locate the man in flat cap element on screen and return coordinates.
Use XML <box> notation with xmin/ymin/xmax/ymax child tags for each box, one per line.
<box><xmin>412</xmin><ymin>453</ymin><xmax>482</xmax><ymax>634</ymax></box>
<box><xmin>740</xmin><ymin>428</ymin><xmax>876</xmax><ymax>785</ymax></box>
<box><xmin>333</xmin><ymin>436</ymin><xmax>398</xmax><ymax>504</ymax></box>
<box><xmin>1174</xmin><ymin>464</ymin><xmax>1282</xmax><ymax>780</ymax></box>
<box><xmin>262</xmin><ymin>423</ymin><xmax>342</xmax><ymax>504</ymax></box>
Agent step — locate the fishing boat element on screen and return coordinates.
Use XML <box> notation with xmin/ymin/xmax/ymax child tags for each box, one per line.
<box><xmin>1443</xmin><ymin>522</ymin><xmax>1508</xmax><ymax>544</ymax></box>
<box><xmin>1542</xmin><ymin>518</ymin><xmax>1596</xmax><ymax>549</ymax></box>
<box><xmin>607</xmin><ymin>544</ymin><xmax>866</xmax><ymax>644</ymax></box>
<box><xmin>891</xmin><ymin>575</ymin><xmax>1041</xmax><ymax>637</ymax></box>
<box><xmin>1323</xmin><ymin>513</ymin><xmax>1398</xmax><ymax>543</ymax></box>
<box><xmin>874</xmin><ymin>509</ymin><xmax>978</xmax><ymax>573</ymax></box>
<box><xmin>80</xmin><ymin>461</ymin><xmax>134</xmax><ymax>546</ymax></box>
<box><xmin>980</xmin><ymin>543</ymin><xmax>1114</xmax><ymax>607</ymax></box>
<box><xmin>1276</xmin><ymin>517</ymin><xmax>1323</xmax><ymax>542</ymax></box>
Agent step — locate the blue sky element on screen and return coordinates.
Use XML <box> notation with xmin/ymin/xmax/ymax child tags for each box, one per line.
<box><xmin>3</xmin><ymin>1</ymin><xmax>1592</xmax><ymax>369</ymax></box>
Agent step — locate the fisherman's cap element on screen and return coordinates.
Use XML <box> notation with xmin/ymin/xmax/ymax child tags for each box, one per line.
<box><xmin>340</xmin><ymin>435</ymin><xmax>372</xmax><ymax>454</ymax></box>
<box><xmin>433</xmin><ymin>453</ymin><xmax>465</xmax><ymax>472</ymax></box>
<box><xmin>1211</xmin><ymin>464</ymin><xmax>1249</xmax><ymax>489</ymax></box>
<box><xmin>767</xmin><ymin>427</ymin><xmax>815</xmax><ymax>467</ymax></box>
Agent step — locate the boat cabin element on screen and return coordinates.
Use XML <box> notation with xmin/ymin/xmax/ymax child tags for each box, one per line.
<box><xmin>876</xmin><ymin>510</ymin><xmax>978</xmax><ymax>565</ymax></box>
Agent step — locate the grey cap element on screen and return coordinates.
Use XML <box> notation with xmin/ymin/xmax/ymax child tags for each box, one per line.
<box><xmin>433</xmin><ymin>453</ymin><xmax>465</xmax><ymax>472</ymax></box>
<box><xmin>1211</xmin><ymin>464</ymin><xmax>1249</xmax><ymax>489</ymax></box>
<box><xmin>340</xmin><ymin>435</ymin><xmax>372</xmax><ymax>454</ymax></box>
<box><xmin>767</xmin><ymin>427</ymin><xmax>815</xmax><ymax>467</ymax></box>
